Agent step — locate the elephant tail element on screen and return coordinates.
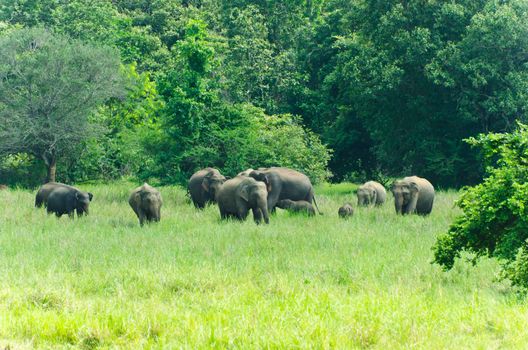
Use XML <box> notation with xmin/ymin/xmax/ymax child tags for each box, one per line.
<box><xmin>312</xmin><ymin>195</ymin><xmax>323</xmax><ymax>215</ymax></box>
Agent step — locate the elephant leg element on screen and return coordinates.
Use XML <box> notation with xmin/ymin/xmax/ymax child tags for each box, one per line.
<box><xmin>237</xmin><ymin>207</ymin><xmax>249</xmax><ymax>221</ymax></box>
<box><xmin>68</xmin><ymin>212</ymin><xmax>75</xmax><ymax>219</ymax></box>
<box><xmin>252</xmin><ymin>207</ymin><xmax>263</xmax><ymax>224</ymax></box>
<box><xmin>371</xmin><ymin>191</ymin><xmax>377</xmax><ymax>207</ymax></box>
<box><xmin>138</xmin><ymin>211</ymin><xmax>146</xmax><ymax>226</ymax></box>
<box><xmin>405</xmin><ymin>193</ymin><xmax>419</xmax><ymax>215</ymax></box>
<box><xmin>267</xmin><ymin>188</ymin><xmax>281</xmax><ymax>214</ymax></box>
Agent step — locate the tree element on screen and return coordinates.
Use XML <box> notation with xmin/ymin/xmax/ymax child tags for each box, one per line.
<box><xmin>433</xmin><ymin>123</ymin><xmax>528</xmax><ymax>291</ymax></box>
<box><xmin>0</xmin><ymin>28</ymin><xmax>124</xmax><ymax>182</ymax></box>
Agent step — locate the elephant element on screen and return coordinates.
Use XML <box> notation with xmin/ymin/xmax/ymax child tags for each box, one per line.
<box><xmin>357</xmin><ymin>181</ymin><xmax>387</xmax><ymax>207</ymax></box>
<box><xmin>46</xmin><ymin>185</ymin><xmax>93</xmax><ymax>218</ymax></box>
<box><xmin>248</xmin><ymin>167</ymin><xmax>321</xmax><ymax>214</ymax></box>
<box><xmin>35</xmin><ymin>182</ymin><xmax>72</xmax><ymax>208</ymax></box>
<box><xmin>276</xmin><ymin>199</ymin><xmax>315</xmax><ymax>216</ymax></box>
<box><xmin>391</xmin><ymin>176</ymin><xmax>435</xmax><ymax>215</ymax></box>
<box><xmin>188</xmin><ymin>168</ymin><xmax>227</xmax><ymax>209</ymax></box>
<box><xmin>338</xmin><ymin>203</ymin><xmax>354</xmax><ymax>219</ymax></box>
<box><xmin>129</xmin><ymin>183</ymin><xmax>162</xmax><ymax>226</ymax></box>
<box><xmin>216</xmin><ymin>176</ymin><xmax>270</xmax><ymax>224</ymax></box>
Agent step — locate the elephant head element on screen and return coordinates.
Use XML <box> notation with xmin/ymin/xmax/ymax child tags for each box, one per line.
<box><xmin>140</xmin><ymin>189</ymin><xmax>161</xmax><ymax>221</ymax></box>
<box><xmin>248</xmin><ymin>171</ymin><xmax>272</xmax><ymax>193</ymax></box>
<box><xmin>357</xmin><ymin>186</ymin><xmax>377</xmax><ymax>206</ymax></box>
<box><xmin>239</xmin><ymin>180</ymin><xmax>269</xmax><ymax>224</ymax></box>
<box><xmin>391</xmin><ymin>180</ymin><xmax>419</xmax><ymax>215</ymax></box>
<box><xmin>202</xmin><ymin>172</ymin><xmax>227</xmax><ymax>201</ymax></box>
<box><xmin>75</xmin><ymin>191</ymin><xmax>93</xmax><ymax>216</ymax></box>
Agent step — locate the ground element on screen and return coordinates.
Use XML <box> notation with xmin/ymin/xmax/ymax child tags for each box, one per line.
<box><xmin>0</xmin><ymin>182</ymin><xmax>527</xmax><ymax>349</ymax></box>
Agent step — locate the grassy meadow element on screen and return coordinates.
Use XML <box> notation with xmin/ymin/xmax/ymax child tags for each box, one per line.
<box><xmin>1</xmin><ymin>182</ymin><xmax>527</xmax><ymax>349</ymax></box>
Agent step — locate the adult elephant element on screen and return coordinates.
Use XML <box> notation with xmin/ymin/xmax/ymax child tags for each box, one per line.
<box><xmin>249</xmin><ymin>167</ymin><xmax>320</xmax><ymax>214</ymax></box>
<box><xmin>188</xmin><ymin>168</ymin><xmax>227</xmax><ymax>209</ymax></box>
<box><xmin>216</xmin><ymin>176</ymin><xmax>270</xmax><ymax>224</ymax></box>
<box><xmin>35</xmin><ymin>182</ymin><xmax>71</xmax><ymax>208</ymax></box>
<box><xmin>357</xmin><ymin>181</ymin><xmax>387</xmax><ymax>207</ymax></box>
<box><xmin>391</xmin><ymin>176</ymin><xmax>435</xmax><ymax>215</ymax></box>
<box><xmin>129</xmin><ymin>183</ymin><xmax>162</xmax><ymax>226</ymax></box>
<box><xmin>46</xmin><ymin>185</ymin><xmax>93</xmax><ymax>218</ymax></box>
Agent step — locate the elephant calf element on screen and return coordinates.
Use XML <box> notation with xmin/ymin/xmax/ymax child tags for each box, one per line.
<box><xmin>45</xmin><ymin>185</ymin><xmax>93</xmax><ymax>218</ymax></box>
<box><xmin>216</xmin><ymin>176</ymin><xmax>270</xmax><ymax>224</ymax></box>
<box><xmin>276</xmin><ymin>199</ymin><xmax>315</xmax><ymax>216</ymax></box>
<box><xmin>129</xmin><ymin>183</ymin><xmax>162</xmax><ymax>226</ymax></box>
<box><xmin>338</xmin><ymin>203</ymin><xmax>354</xmax><ymax>219</ymax></box>
<box><xmin>357</xmin><ymin>181</ymin><xmax>387</xmax><ymax>207</ymax></box>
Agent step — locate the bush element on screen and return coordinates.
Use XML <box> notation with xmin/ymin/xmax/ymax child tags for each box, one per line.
<box><xmin>146</xmin><ymin>103</ymin><xmax>331</xmax><ymax>184</ymax></box>
<box><xmin>433</xmin><ymin>123</ymin><xmax>528</xmax><ymax>291</ymax></box>
<box><xmin>0</xmin><ymin>154</ymin><xmax>46</xmax><ymax>188</ymax></box>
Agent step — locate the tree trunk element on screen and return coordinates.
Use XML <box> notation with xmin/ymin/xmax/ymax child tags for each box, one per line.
<box><xmin>43</xmin><ymin>153</ymin><xmax>57</xmax><ymax>183</ymax></box>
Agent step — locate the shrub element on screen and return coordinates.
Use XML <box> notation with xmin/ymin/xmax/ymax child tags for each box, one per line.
<box><xmin>433</xmin><ymin>123</ymin><xmax>528</xmax><ymax>291</ymax></box>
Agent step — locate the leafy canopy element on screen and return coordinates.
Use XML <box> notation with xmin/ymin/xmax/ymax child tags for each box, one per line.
<box><xmin>433</xmin><ymin>123</ymin><xmax>528</xmax><ymax>290</ymax></box>
<box><xmin>0</xmin><ymin>27</ymin><xmax>124</xmax><ymax>181</ymax></box>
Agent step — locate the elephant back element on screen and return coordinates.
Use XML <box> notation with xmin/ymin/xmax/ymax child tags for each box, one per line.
<box><xmin>267</xmin><ymin>167</ymin><xmax>313</xmax><ymax>199</ymax></box>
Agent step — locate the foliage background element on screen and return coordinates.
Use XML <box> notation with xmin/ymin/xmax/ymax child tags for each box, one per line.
<box><xmin>1</xmin><ymin>0</ymin><xmax>528</xmax><ymax>186</ymax></box>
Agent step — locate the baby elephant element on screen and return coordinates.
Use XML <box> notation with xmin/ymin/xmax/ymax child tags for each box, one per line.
<box><xmin>338</xmin><ymin>203</ymin><xmax>354</xmax><ymax>219</ymax></box>
<box><xmin>129</xmin><ymin>183</ymin><xmax>162</xmax><ymax>226</ymax></box>
<box><xmin>276</xmin><ymin>199</ymin><xmax>315</xmax><ymax>216</ymax></box>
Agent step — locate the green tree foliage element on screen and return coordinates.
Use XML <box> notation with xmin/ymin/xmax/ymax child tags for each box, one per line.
<box><xmin>2</xmin><ymin>0</ymin><xmax>528</xmax><ymax>186</ymax></box>
<box><xmin>0</xmin><ymin>27</ymin><xmax>124</xmax><ymax>182</ymax></box>
<box><xmin>300</xmin><ymin>0</ymin><xmax>528</xmax><ymax>185</ymax></box>
<box><xmin>150</xmin><ymin>20</ymin><xmax>331</xmax><ymax>183</ymax></box>
<box><xmin>433</xmin><ymin>124</ymin><xmax>528</xmax><ymax>290</ymax></box>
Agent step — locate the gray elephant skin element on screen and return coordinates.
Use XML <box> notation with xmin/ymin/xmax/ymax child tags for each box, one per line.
<box><xmin>43</xmin><ymin>184</ymin><xmax>93</xmax><ymax>218</ymax></box>
<box><xmin>249</xmin><ymin>167</ymin><xmax>320</xmax><ymax>214</ymax></box>
<box><xmin>129</xmin><ymin>183</ymin><xmax>162</xmax><ymax>226</ymax></box>
<box><xmin>357</xmin><ymin>181</ymin><xmax>387</xmax><ymax>207</ymax></box>
<box><xmin>216</xmin><ymin>176</ymin><xmax>270</xmax><ymax>224</ymax></box>
<box><xmin>237</xmin><ymin>168</ymin><xmax>254</xmax><ymax>177</ymax></box>
<box><xmin>392</xmin><ymin>176</ymin><xmax>435</xmax><ymax>215</ymax></box>
<box><xmin>276</xmin><ymin>199</ymin><xmax>315</xmax><ymax>216</ymax></box>
<box><xmin>338</xmin><ymin>203</ymin><xmax>354</xmax><ymax>219</ymax></box>
<box><xmin>188</xmin><ymin>168</ymin><xmax>227</xmax><ymax>209</ymax></box>
<box><xmin>35</xmin><ymin>182</ymin><xmax>71</xmax><ymax>207</ymax></box>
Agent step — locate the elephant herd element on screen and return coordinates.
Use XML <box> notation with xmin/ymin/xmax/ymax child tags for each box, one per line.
<box><xmin>31</xmin><ymin>167</ymin><xmax>435</xmax><ymax>226</ymax></box>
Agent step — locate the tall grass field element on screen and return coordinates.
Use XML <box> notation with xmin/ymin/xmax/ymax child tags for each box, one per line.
<box><xmin>1</xmin><ymin>182</ymin><xmax>527</xmax><ymax>349</ymax></box>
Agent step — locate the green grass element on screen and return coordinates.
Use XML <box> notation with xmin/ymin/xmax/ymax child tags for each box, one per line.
<box><xmin>1</xmin><ymin>182</ymin><xmax>527</xmax><ymax>349</ymax></box>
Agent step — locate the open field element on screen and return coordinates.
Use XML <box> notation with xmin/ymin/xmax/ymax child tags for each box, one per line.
<box><xmin>1</xmin><ymin>182</ymin><xmax>527</xmax><ymax>349</ymax></box>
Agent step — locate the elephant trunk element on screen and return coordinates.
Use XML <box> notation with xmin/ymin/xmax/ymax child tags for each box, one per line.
<box><xmin>394</xmin><ymin>194</ymin><xmax>403</xmax><ymax>215</ymax></box>
<box><xmin>258</xmin><ymin>197</ymin><xmax>269</xmax><ymax>224</ymax></box>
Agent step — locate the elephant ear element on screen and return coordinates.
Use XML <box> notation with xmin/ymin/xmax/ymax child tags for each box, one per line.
<box><xmin>263</xmin><ymin>175</ymin><xmax>272</xmax><ymax>192</ymax></box>
<box><xmin>409</xmin><ymin>182</ymin><xmax>419</xmax><ymax>193</ymax></box>
<box><xmin>239</xmin><ymin>185</ymin><xmax>249</xmax><ymax>202</ymax></box>
<box><xmin>201</xmin><ymin>178</ymin><xmax>210</xmax><ymax>192</ymax></box>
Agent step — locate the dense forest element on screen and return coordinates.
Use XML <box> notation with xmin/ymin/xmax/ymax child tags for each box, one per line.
<box><xmin>1</xmin><ymin>0</ymin><xmax>528</xmax><ymax>187</ymax></box>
